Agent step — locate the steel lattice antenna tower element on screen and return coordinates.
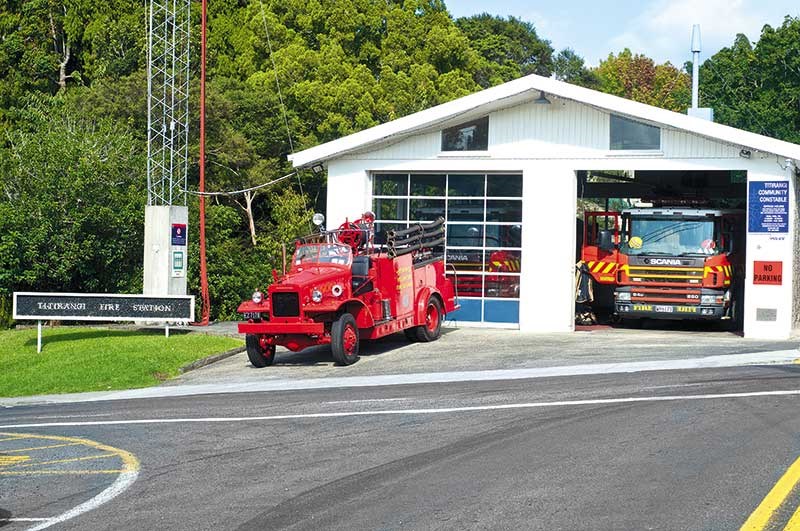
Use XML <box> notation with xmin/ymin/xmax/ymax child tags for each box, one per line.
<box><xmin>146</xmin><ymin>0</ymin><xmax>191</xmax><ymax>206</ymax></box>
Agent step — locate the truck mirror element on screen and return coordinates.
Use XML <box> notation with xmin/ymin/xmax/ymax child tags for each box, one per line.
<box><xmin>598</xmin><ymin>230</ymin><xmax>615</xmax><ymax>252</ymax></box>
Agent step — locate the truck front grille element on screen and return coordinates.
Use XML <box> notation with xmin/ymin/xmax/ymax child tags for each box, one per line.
<box><xmin>271</xmin><ymin>292</ymin><xmax>300</xmax><ymax>317</ymax></box>
<box><xmin>625</xmin><ymin>266</ymin><xmax>704</xmax><ymax>286</ymax></box>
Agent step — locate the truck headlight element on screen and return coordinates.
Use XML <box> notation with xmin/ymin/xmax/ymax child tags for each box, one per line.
<box><xmin>252</xmin><ymin>291</ymin><xmax>263</xmax><ymax>304</ymax></box>
<box><xmin>311</xmin><ymin>288</ymin><xmax>323</xmax><ymax>303</ymax></box>
<box><xmin>701</xmin><ymin>295</ymin><xmax>722</xmax><ymax>304</ymax></box>
<box><xmin>616</xmin><ymin>292</ymin><xmax>631</xmax><ymax>302</ymax></box>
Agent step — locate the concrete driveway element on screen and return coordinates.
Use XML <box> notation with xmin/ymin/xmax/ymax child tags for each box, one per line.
<box><xmin>168</xmin><ymin>323</ymin><xmax>800</xmax><ymax>386</ymax></box>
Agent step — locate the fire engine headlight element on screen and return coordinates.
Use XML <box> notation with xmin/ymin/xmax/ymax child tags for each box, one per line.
<box><xmin>616</xmin><ymin>292</ymin><xmax>631</xmax><ymax>302</ymax></box>
<box><xmin>311</xmin><ymin>288</ymin><xmax>323</xmax><ymax>303</ymax></box>
<box><xmin>251</xmin><ymin>291</ymin><xmax>263</xmax><ymax>304</ymax></box>
<box><xmin>701</xmin><ymin>295</ymin><xmax>721</xmax><ymax>305</ymax></box>
<box><xmin>332</xmin><ymin>284</ymin><xmax>343</xmax><ymax>297</ymax></box>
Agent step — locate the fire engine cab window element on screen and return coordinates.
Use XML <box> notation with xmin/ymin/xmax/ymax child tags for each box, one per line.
<box><xmin>623</xmin><ymin>218</ymin><xmax>717</xmax><ymax>256</ymax></box>
<box><xmin>441</xmin><ymin>117</ymin><xmax>489</xmax><ymax>151</ymax></box>
<box><xmin>610</xmin><ymin>115</ymin><xmax>661</xmax><ymax>150</ymax></box>
<box><xmin>372</xmin><ymin>172</ymin><xmax>523</xmax><ymax>327</ymax></box>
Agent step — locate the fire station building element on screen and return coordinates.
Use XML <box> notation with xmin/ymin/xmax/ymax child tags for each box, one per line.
<box><xmin>288</xmin><ymin>74</ymin><xmax>800</xmax><ymax>340</ymax></box>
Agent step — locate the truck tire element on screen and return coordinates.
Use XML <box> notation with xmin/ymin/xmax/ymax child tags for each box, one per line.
<box><xmin>246</xmin><ymin>334</ymin><xmax>275</xmax><ymax>368</ymax></box>
<box><xmin>403</xmin><ymin>328</ymin><xmax>418</xmax><ymax>342</ymax></box>
<box><xmin>415</xmin><ymin>297</ymin><xmax>443</xmax><ymax>342</ymax></box>
<box><xmin>331</xmin><ymin>313</ymin><xmax>359</xmax><ymax>365</ymax></box>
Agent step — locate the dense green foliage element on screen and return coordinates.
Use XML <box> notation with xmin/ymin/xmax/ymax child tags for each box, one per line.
<box><xmin>0</xmin><ymin>327</ymin><xmax>242</xmax><ymax>396</ymax></box>
<box><xmin>0</xmin><ymin>1</ymin><xmax>796</xmax><ymax>324</ymax></box>
<box><xmin>700</xmin><ymin>17</ymin><xmax>800</xmax><ymax>144</ymax></box>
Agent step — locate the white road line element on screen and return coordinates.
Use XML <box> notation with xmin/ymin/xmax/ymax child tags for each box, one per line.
<box><xmin>24</xmin><ymin>470</ymin><xmax>139</xmax><ymax>531</ymax></box>
<box><xmin>2</xmin><ymin>388</ymin><xmax>800</xmax><ymax>429</ymax></box>
<box><xmin>323</xmin><ymin>398</ymin><xmax>410</xmax><ymax>404</ymax></box>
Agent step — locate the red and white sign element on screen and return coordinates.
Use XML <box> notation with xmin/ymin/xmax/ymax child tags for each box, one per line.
<box><xmin>753</xmin><ymin>261</ymin><xmax>782</xmax><ymax>285</ymax></box>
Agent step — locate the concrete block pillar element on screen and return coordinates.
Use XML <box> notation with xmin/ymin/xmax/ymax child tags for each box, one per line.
<box><xmin>143</xmin><ymin>205</ymin><xmax>188</xmax><ymax>295</ymax></box>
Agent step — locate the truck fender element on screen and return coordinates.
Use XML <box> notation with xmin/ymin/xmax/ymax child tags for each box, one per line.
<box><xmin>414</xmin><ymin>287</ymin><xmax>443</xmax><ymax>326</ymax></box>
<box><xmin>342</xmin><ymin>300</ymin><xmax>376</xmax><ymax>329</ymax></box>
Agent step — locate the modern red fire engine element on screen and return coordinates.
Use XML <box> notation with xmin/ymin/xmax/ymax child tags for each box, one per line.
<box><xmin>581</xmin><ymin>204</ymin><xmax>745</xmax><ymax>325</ymax></box>
<box><xmin>237</xmin><ymin>213</ymin><xmax>458</xmax><ymax>366</ymax></box>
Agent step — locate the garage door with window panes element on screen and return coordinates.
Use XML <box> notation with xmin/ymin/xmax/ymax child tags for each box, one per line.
<box><xmin>372</xmin><ymin>173</ymin><xmax>523</xmax><ymax>325</ymax></box>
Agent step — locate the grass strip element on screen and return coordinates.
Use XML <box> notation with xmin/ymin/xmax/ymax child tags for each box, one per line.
<box><xmin>0</xmin><ymin>327</ymin><xmax>243</xmax><ymax>397</ymax></box>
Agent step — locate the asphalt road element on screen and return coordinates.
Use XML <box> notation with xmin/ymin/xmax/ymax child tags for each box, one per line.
<box><xmin>3</xmin><ymin>365</ymin><xmax>800</xmax><ymax>530</ymax></box>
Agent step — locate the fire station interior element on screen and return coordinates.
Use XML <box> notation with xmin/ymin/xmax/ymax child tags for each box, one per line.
<box><xmin>575</xmin><ymin>169</ymin><xmax>747</xmax><ymax>331</ymax></box>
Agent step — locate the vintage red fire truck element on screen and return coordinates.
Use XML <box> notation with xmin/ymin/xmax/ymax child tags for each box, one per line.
<box><xmin>237</xmin><ymin>213</ymin><xmax>458</xmax><ymax>366</ymax></box>
<box><xmin>581</xmin><ymin>205</ymin><xmax>745</xmax><ymax>325</ymax></box>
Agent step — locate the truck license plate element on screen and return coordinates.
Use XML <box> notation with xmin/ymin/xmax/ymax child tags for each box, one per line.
<box><xmin>654</xmin><ymin>305</ymin><xmax>674</xmax><ymax>313</ymax></box>
<box><xmin>242</xmin><ymin>312</ymin><xmax>262</xmax><ymax>320</ymax></box>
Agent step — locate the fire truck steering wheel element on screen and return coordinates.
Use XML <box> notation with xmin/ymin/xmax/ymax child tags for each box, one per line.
<box><xmin>337</xmin><ymin>221</ymin><xmax>364</xmax><ymax>250</ymax></box>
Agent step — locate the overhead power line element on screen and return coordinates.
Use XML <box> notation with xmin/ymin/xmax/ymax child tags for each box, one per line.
<box><xmin>183</xmin><ymin>171</ymin><xmax>297</xmax><ymax>196</ymax></box>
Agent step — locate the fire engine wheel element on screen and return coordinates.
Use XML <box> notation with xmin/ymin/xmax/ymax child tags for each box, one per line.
<box><xmin>246</xmin><ymin>334</ymin><xmax>276</xmax><ymax>368</ymax></box>
<box><xmin>415</xmin><ymin>297</ymin><xmax>443</xmax><ymax>342</ymax></box>
<box><xmin>331</xmin><ymin>313</ymin><xmax>360</xmax><ymax>366</ymax></box>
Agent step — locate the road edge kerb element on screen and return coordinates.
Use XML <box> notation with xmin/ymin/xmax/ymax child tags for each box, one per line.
<box><xmin>178</xmin><ymin>346</ymin><xmax>246</xmax><ymax>374</ymax></box>
<box><xmin>2</xmin><ymin>348</ymin><xmax>799</xmax><ymax>408</ymax></box>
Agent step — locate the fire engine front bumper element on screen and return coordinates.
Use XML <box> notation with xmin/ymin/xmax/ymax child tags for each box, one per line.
<box><xmin>615</xmin><ymin>303</ymin><xmax>725</xmax><ymax>320</ymax></box>
<box><xmin>238</xmin><ymin>322</ymin><xmax>326</xmax><ymax>335</ymax></box>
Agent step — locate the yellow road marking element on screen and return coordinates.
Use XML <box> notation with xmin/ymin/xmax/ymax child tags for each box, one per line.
<box><xmin>0</xmin><ymin>455</ymin><xmax>30</xmax><ymax>466</ymax></box>
<box><xmin>0</xmin><ymin>436</ymin><xmax>27</xmax><ymax>442</ymax></box>
<box><xmin>784</xmin><ymin>504</ymin><xmax>800</xmax><ymax>530</ymax></box>
<box><xmin>0</xmin><ymin>432</ymin><xmax>138</xmax><ymax>473</ymax></box>
<box><xmin>10</xmin><ymin>453</ymin><xmax>116</xmax><ymax>469</ymax></box>
<box><xmin>0</xmin><ymin>469</ymin><xmax>127</xmax><ymax>476</ymax></box>
<box><xmin>740</xmin><ymin>455</ymin><xmax>800</xmax><ymax>530</ymax></box>
<box><xmin>3</xmin><ymin>442</ymin><xmax>82</xmax><ymax>453</ymax></box>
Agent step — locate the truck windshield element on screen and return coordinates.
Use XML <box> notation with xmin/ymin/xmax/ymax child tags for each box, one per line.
<box><xmin>622</xmin><ymin>217</ymin><xmax>719</xmax><ymax>256</ymax></box>
<box><xmin>292</xmin><ymin>244</ymin><xmax>353</xmax><ymax>267</ymax></box>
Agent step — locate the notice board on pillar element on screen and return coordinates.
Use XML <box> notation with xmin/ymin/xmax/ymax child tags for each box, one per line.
<box><xmin>748</xmin><ymin>181</ymin><xmax>789</xmax><ymax>233</ymax></box>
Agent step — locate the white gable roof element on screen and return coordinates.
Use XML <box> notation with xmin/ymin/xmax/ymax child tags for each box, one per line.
<box><xmin>288</xmin><ymin>73</ymin><xmax>800</xmax><ymax>168</ymax></box>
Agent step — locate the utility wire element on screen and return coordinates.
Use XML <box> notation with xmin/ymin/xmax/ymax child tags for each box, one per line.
<box><xmin>183</xmin><ymin>171</ymin><xmax>296</xmax><ymax>196</ymax></box>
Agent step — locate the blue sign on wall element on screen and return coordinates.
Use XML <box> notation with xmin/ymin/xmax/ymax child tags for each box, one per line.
<box><xmin>748</xmin><ymin>181</ymin><xmax>789</xmax><ymax>233</ymax></box>
<box><xmin>171</xmin><ymin>223</ymin><xmax>187</xmax><ymax>245</ymax></box>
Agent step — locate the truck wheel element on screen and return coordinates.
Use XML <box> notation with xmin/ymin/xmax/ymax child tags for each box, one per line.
<box><xmin>246</xmin><ymin>334</ymin><xmax>275</xmax><ymax>368</ymax></box>
<box><xmin>403</xmin><ymin>328</ymin><xmax>418</xmax><ymax>342</ymax></box>
<box><xmin>415</xmin><ymin>297</ymin><xmax>443</xmax><ymax>342</ymax></box>
<box><xmin>331</xmin><ymin>313</ymin><xmax>359</xmax><ymax>365</ymax></box>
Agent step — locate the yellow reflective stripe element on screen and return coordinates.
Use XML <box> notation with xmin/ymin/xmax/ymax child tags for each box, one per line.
<box><xmin>602</xmin><ymin>263</ymin><xmax>616</xmax><ymax>274</ymax></box>
<box><xmin>716</xmin><ymin>266</ymin><xmax>724</xmax><ymax>272</ymax></box>
<box><xmin>627</xmin><ymin>266</ymin><xmax>704</xmax><ymax>272</ymax></box>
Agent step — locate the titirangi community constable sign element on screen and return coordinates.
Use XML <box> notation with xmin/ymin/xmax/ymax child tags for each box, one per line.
<box><xmin>748</xmin><ymin>180</ymin><xmax>789</xmax><ymax>233</ymax></box>
<box><xmin>13</xmin><ymin>293</ymin><xmax>194</xmax><ymax>322</ymax></box>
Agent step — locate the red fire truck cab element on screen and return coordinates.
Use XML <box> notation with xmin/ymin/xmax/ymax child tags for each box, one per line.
<box><xmin>237</xmin><ymin>214</ymin><xmax>459</xmax><ymax>366</ymax></box>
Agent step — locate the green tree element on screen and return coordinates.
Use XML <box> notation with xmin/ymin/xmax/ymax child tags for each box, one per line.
<box><xmin>455</xmin><ymin>13</ymin><xmax>553</xmax><ymax>87</ymax></box>
<box><xmin>594</xmin><ymin>49</ymin><xmax>691</xmax><ymax>112</ymax></box>
<box><xmin>700</xmin><ymin>17</ymin><xmax>800</xmax><ymax>143</ymax></box>
<box><xmin>553</xmin><ymin>48</ymin><xmax>598</xmax><ymax>88</ymax></box>
<box><xmin>0</xmin><ymin>97</ymin><xmax>146</xmax><ymax>319</ymax></box>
